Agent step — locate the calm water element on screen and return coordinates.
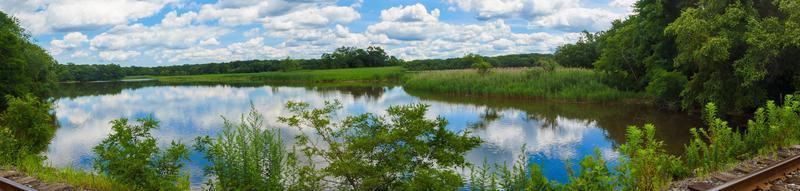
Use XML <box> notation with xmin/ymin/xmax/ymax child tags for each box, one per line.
<box><xmin>47</xmin><ymin>81</ymin><xmax>702</xmax><ymax>187</ymax></box>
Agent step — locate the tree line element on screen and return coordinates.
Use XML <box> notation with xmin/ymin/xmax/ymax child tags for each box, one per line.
<box><xmin>553</xmin><ymin>0</ymin><xmax>800</xmax><ymax>113</ymax></box>
<box><xmin>56</xmin><ymin>46</ymin><xmax>402</xmax><ymax>82</ymax></box>
<box><xmin>403</xmin><ymin>53</ymin><xmax>550</xmax><ymax>71</ymax></box>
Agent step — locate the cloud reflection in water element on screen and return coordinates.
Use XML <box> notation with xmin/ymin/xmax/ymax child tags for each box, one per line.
<box><xmin>48</xmin><ymin>84</ymin><xmax>620</xmax><ymax>185</ymax></box>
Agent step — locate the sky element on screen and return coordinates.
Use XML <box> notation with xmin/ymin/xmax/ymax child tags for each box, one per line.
<box><xmin>0</xmin><ymin>0</ymin><xmax>637</xmax><ymax>67</ymax></box>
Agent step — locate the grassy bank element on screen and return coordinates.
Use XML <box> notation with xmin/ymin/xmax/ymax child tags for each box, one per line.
<box><xmin>141</xmin><ymin>66</ymin><xmax>405</xmax><ymax>84</ymax></box>
<box><xmin>3</xmin><ymin>156</ymin><xmax>131</xmax><ymax>190</ymax></box>
<box><xmin>403</xmin><ymin>67</ymin><xmax>640</xmax><ymax>102</ymax></box>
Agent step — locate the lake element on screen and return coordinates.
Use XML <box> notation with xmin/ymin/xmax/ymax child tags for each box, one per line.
<box><xmin>47</xmin><ymin>81</ymin><xmax>701</xmax><ymax>187</ymax></box>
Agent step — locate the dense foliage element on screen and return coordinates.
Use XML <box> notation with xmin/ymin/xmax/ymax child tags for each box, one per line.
<box><xmin>56</xmin><ymin>63</ymin><xmax>125</xmax><ymax>82</ymax></box>
<box><xmin>554</xmin><ymin>31</ymin><xmax>601</xmax><ymax>68</ymax></box>
<box><xmin>561</xmin><ymin>0</ymin><xmax>800</xmax><ymax>112</ymax></box>
<box><xmin>0</xmin><ymin>95</ymin><xmax>56</xmax><ymax>164</ymax></box>
<box><xmin>404</xmin><ymin>53</ymin><xmax>549</xmax><ymax>71</ymax></box>
<box><xmin>0</xmin><ymin>12</ymin><xmax>56</xmax><ymax>107</ymax></box>
<box><xmin>92</xmin><ymin>117</ymin><xmax>190</xmax><ymax>190</ymax></box>
<box><xmin>319</xmin><ymin>46</ymin><xmax>401</xmax><ymax>69</ymax></box>
<box><xmin>278</xmin><ymin>101</ymin><xmax>483</xmax><ymax>190</ymax></box>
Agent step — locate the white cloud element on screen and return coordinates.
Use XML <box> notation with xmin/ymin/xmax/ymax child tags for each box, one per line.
<box><xmin>50</xmin><ymin>32</ymin><xmax>89</xmax><ymax>55</ymax></box>
<box><xmin>0</xmin><ymin>0</ymin><xmax>174</xmax><ymax>34</ymax></box>
<box><xmin>263</xmin><ymin>6</ymin><xmax>360</xmax><ymax>30</ymax></box>
<box><xmin>99</xmin><ymin>50</ymin><xmax>140</xmax><ymax>61</ymax></box>
<box><xmin>530</xmin><ymin>8</ymin><xmax>624</xmax><ymax>31</ymax></box>
<box><xmin>70</xmin><ymin>50</ymin><xmax>90</xmax><ymax>58</ymax></box>
<box><xmin>199</xmin><ymin>38</ymin><xmax>220</xmax><ymax>46</ymax></box>
<box><xmin>380</xmin><ymin>3</ymin><xmax>440</xmax><ymax>22</ymax></box>
<box><xmin>611</xmin><ymin>0</ymin><xmax>637</xmax><ymax>8</ymax></box>
<box><xmin>89</xmin><ymin>23</ymin><xmax>229</xmax><ymax>51</ymax></box>
<box><xmin>446</xmin><ymin>0</ymin><xmax>627</xmax><ymax>32</ymax></box>
<box><xmin>161</xmin><ymin>11</ymin><xmax>197</xmax><ymax>28</ymax></box>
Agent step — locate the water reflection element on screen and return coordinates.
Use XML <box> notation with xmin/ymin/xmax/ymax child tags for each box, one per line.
<box><xmin>48</xmin><ymin>82</ymin><xmax>701</xmax><ymax>187</ymax></box>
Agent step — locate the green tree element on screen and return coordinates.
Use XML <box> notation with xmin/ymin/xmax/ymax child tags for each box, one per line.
<box><xmin>464</xmin><ymin>54</ymin><xmax>492</xmax><ymax>75</ymax></box>
<box><xmin>93</xmin><ymin>116</ymin><xmax>190</xmax><ymax>190</ymax></box>
<box><xmin>0</xmin><ymin>94</ymin><xmax>56</xmax><ymax>164</ymax></box>
<box><xmin>0</xmin><ymin>12</ymin><xmax>56</xmax><ymax>108</ymax></box>
<box><xmin>554</xmin><ymin>31</ymin><xmax>601</xmax><ymax>68</ymax></box>
<box><xmin>278</xmin><ymin>101</ymin><xmax>482</xmax><ymax>190</ymax></box>
<box><xmin>665</xmin><ymin>0</ymin><xmax>800</xmax><ymax>112</ymax></box>
<box><xmin>279</xmin><ymin>57</ymin><xmax>301</xmax><ymax>72</ymax></box>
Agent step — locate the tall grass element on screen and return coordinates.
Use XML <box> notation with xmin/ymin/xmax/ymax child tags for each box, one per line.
<box><xmin>403</xmin><ymin>68</ymin><xmax>639</xmax><ymax>102</ymax></box>
<box><xmin>153</xmin><ymin>66</ymin><xmax>406</xmax><ymax>84</ymax></box>
<box><xmin>194</xmin><ymin>104</ymin><xmax>290</xmax><ymax>190</ymax></box>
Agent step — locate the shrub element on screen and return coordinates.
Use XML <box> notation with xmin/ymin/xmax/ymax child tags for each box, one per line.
<box><xmin>93</xmin><ymin>116</ymin><xmax>190</xmax><ymax>190</ymax></box>
<box><xmin>539</xmin><ymin>58</ymin><xmax>559</xmax><ymax>73</ymax></box>
<box><xmin>1</xmin><ymin>95</ymin><xmax>56</xmax><ymax>154</ymax></box>
<box><xmin>565</xmin><ymin>149</ymin><xmax>614</xmax><ymax>191</ymax></box>
<box><xmin>743</xmin><ymin>95</ymin><xmax>800</xmax><ymax>155</ymax></box>
<box><xmin>645</xmin><ymin>70</ymin><xmax>688</xmax><ymax>106</ymax></box>
<box><xmin>195</xmin><ymin>104</ymin><xmax>297</xmax><ymax>190</ymax></box>
<box><xmin>617</xmin><ymin>124</ymin><xmax>685</xmax><ymax>190</ymax></box>
<box><xmin>0</xmin><ymin>94</ymin><xmax>56</xmax><ymax>164</ymax></box>
<box><xmin>467</xmin><ymin>146</ymin><xmax>555</xmax><ymax>191</ymax></box>
<box><xmin>684</xmin><ymin>103</ymin><xmax>746</xmax><ymax>174</ymax></box>
<box><xmin>278</xmin><ymin>100</ymin><xmax>482</xmax><ymax>190</ymax></box>
<box><xmin>472</xmin><ymin>61</ymin><xmax>492</xmax><ymax>75</ymax></box>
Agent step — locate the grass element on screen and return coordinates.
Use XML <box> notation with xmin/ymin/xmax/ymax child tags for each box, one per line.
<box><xmin>4</xmin><ymin>156</ymin><xmax>132</xmax><ymax>191</ymax></box>
<box><xmin>402</xmin><ymin>67</ymin><xmax>641</xmax><ymax>102</ymax></box>
<box><xmin>141</xmin><ymin>66</ymin><xmax>406</xmax><ymax>84</ymax></box>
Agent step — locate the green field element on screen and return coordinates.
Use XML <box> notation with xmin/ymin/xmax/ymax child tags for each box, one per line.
<box><xmin>136</xmin><ymin>66</ymin><xmax>406</xmax><ymax>84</ymax></box>
<box><xmin>403</xmin><ymin>67</ymin><xmax>640</xmax><ymax>102</ymax></box>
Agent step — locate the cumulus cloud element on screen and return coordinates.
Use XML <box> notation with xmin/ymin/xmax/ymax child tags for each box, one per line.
<box><xmin>0</xmin><ymin>0</ymin><xmax>174</xmax><ymax>34</ymax></box>
<box><xmin>446</xmin><ymin>0</ymin><xmax>628</xmax><ymax>32</ymax></box>
<box><xmin>71</xmin><ymin>50</ymin><xmax>90</xmax><ymax>58</ymax></box>
<box><xmin>50</xmin><ymin>32</ymin><xmax>89</xmax><ymax>55</ymax></box>
<box><xmin>263</xmin><ymin>6</ymin><xmax>360</xmax><ymax>30</ymax></box>
<box><xmin>99</xmin><ymin>50</ymin><xmax>140</xmax><ymax>61</ymax></box>
<box><xmin>530</xmin><ymin>8</ymin><xmax>625</xmax><ymax>31</ymax></box>
<box><xmin>89</xmin><ymin>23</ymin><xmax>229</xmax><ymax>51</ymax></box>
<box><xmin>4</xmin><ymin>0</ymin><xmax>624</xmax><ymax>65</ymax></box>
<box><xmin>380</xmin><ymin>3</ymin><xmax>440</xmax><ymax>22</ymax></box>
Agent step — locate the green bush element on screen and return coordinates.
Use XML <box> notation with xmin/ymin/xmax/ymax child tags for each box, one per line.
<box><xmin>743</xmin><ymin>95</ymin><xmax>800</xmax><ymax>155</ymax></box>
<box><xmin>617</xmin><ymin>124</ymin><xmax>685</xmax><ymax>190</ymax></box>
<box><xmin>467</xmin><ymin>146</ymin><xmax>556</xmax><ymax>191</ymax></box>
<box><xmin>93</xmin><ymin>116</ymin><xmax>190</xmax><ymax>190</ymax></box>
<box><xmin>645</xmin><ymin>70</ymin><xmax>687</xmax><ymax>106</ymax></box>
<box><xmin>195</xmin><ymin>105</ymin><xmax>294</xmax><ymax>190</ymax></box>
<box><xmin>565</xmin><ymin>149</ymin><xmax>614</xmax><ymax>191</ymax></box>
<box><xmin>471</xmin><ymin>61</ymin><xmax>492</xmax><ymax>75</ymax></box>
<box><xmin>278</xmin><ymin>100</ymin><xmax>482</xmax><ymax>190</ymax></box>
<box><xmin>0</xmin><ymin>94</ymin><xmax>56</xmax><ymax>164</ymax></box>
<box><xmin>685</xmin><ymin>103</ymin><xmax>746</xmax><ymax>174</ymax></box>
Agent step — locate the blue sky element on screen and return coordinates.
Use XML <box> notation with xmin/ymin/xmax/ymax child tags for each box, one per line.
<box><xmin>0</xmin><ymin>0</ymin><xmax>635</xmax><ymax>66</ymax></box>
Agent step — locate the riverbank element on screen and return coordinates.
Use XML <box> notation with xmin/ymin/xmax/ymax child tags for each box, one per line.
<box><xmin>403</xmin><ymin>67</ymin><xmax>641</xmax><ymax>102</ymax></box>
<box><xmin>2</xmin><ymin>157</ymin><xmax>131</xmax><ymax>190</ymax></box>
<box><xmin>132</xmin><ymin>66</ymin><xmax>644</xmax><ymax>102</ymax></box>
<box><xmin>131</xmin><ymin>66</ymin><xmax>406</xmax><ymax>84</ymax></box>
